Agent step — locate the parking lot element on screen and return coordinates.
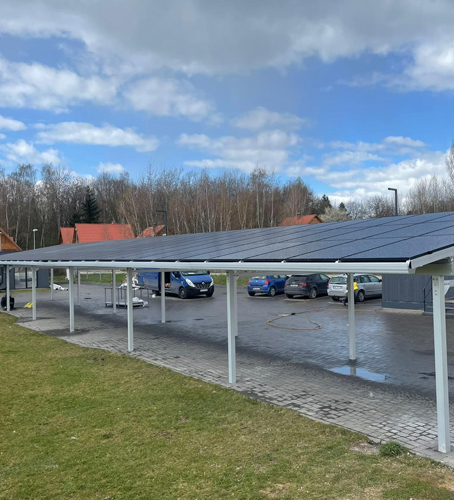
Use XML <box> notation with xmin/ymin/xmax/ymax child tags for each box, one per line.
<box><xmin>6</xmin><ymin>282</ymin><xmax>454</xmax><ymax>463</ymax></box>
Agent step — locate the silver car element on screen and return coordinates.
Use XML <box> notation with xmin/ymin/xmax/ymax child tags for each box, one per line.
<box><xmin>327</xmin><ymin>274</ymin><xmax>382</xmax><ymax>302</ymax></box>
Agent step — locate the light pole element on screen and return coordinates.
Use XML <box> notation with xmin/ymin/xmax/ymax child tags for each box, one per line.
<box><xmin>388</xmin><ymin>188</ymin><xmax>398</xmax><ymax>216</ymax></box>
<box><xmin>156</xmin><ymin>210</ymin><xmax>168</xmax><ymax>236</ymax></box>
<box><xmin>0</xmin><ymin>231</ymin><xmax>2</xmax><ymax>252</ymax></box>
<box><xmin>33</xmin><ymin>228</ymin><xmax>38</xmax><ymax>250</ymax></box>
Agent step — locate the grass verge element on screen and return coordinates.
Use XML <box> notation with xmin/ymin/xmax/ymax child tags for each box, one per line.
<box><xmin>1</xmin><ymin>314</ymin><xmax>454</xmax><ymax>499</ymax></box>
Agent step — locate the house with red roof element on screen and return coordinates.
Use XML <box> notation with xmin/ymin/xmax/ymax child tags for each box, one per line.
<box><xmin>59</xmin><ymin>223</ymin><xmax>134</xmax><ymax>244</ymax></box>
<box><xmin>138</xmin><ymin>225</ymin><xmax>166</xmax><ymax>238</ymax></box>
<box><xmin>0</xmin><ymin>227</ymin><xmax>21</xmax><ymax>252</ymax></box>
<box><xmin>279</xmin><ymin>214</ymin><xmax>322</xmax><ymax>227</ymax></box>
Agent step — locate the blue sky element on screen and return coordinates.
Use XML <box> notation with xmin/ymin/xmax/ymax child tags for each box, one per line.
<box><xmin>0</xmin><ymin>0</ymin><xmax>453</xmax><ymax>201</ymax></box>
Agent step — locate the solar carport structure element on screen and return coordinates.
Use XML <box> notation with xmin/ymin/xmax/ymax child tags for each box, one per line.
<box><xmin>2</xmin><ymin>212</ymin><xmax>454</xmax><ymax>453</ymax></box>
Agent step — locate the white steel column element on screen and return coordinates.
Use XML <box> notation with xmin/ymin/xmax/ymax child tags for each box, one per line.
<box><xmin>226</xmin><ymin>270</ymin><xmax>237</xmax><ymax>384</ymax></box>
<box><xmin>6</xmin><ymin>265</ymin><xmax>10</xmax><ymax>312</ymax></box>
<box><xmin>432</xmin><ymin>275</ymin><xmax>451</xmax><ymax>453</ymax></box>
<box><xmin>68</xmin><ymin>268</ymin><xmax>74</xmax><ymax>332</ymax></box>
<box><xmin>50</xmin><ymin>268</ymin><xmax>54</xmax><ymax>301</ymax></box>
<box><xmin>31</xmin><ymin>267</ymin><xmax>37</xmax><ymax>320</ymax></box>
<box><xmin>160</xmin><ymin>271</ymin><xmax>166</xmax><ymax>323</ymax></box>
<box><xmin>127</xmin><ymin>268</ymin><xmax>134</xmax><ymax>352</ymax></box>
<box><xmin>348</xmin><ymin>273</ymin><xmax>356</xmax><ymax>361</ymax></box>
<box><xmin>112</xmin><ymin>269</ymin><xmax>116</xmax><ymax>313</ymax></box>
<box><xmin>77</xmin><ymin>269</ymin><xmax>81</xmax><ymax>305</ymax></box>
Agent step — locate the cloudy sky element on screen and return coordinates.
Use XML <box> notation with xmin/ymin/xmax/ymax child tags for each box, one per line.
<box><xmin>0</xmin><ymin>0</ymin><xmax>453</xmax><ymax>200</ymax></box>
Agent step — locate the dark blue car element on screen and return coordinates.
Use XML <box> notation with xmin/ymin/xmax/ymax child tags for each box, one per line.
<box><xmin>247</xmin><ymin>275</ymin><xmax>288</xmax><ymax>297</ymax></box>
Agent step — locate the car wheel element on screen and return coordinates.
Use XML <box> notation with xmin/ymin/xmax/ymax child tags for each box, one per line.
<box><xmin>178</xmin><ymin>287</ymin><xmax>188</xmax><ymax>299</ymax></box>
<box><xmin>309</xmin><ymin>287</ymin><xmax>317</xmax><ymax>299</ymax></box>
<box><xmin>286</xmin><ymin>293</ymin><xmax>293</xmax><ymax>299</ymax></box>
<box><xmin>268</xmin><ymin>286</ymin><xmax>276</xmax><ymax>297</ymax></box>
<box><xmin>356</xmin><ymin>290</ymin><xmax>365</xmax><ymax>302</ymax></box>
<box><xmin>205</xmin><ymin>289</ymin><xmax>214</xmax><ymax>297</ymax></box>
<box><xmin>248</xmin><ymin>291</ymin><xmax>255</xmax><ymax>296</ymax></box>
<box><xmin>332</xmin><ymin>296</ymin><xmax>339</xmax><ymax>301</ymax></box>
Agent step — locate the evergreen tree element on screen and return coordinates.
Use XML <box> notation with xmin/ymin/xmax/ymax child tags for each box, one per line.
<box><xmin>81</xmin><ymin>186</ymin><xmax>100</xmax><ymax>223</ymax></box>
<box><xmin>339</xmin><ymin>202</ymin><xmax>347</xmax><ymax>212</ymax></box>
<box><xmin>313</xmin><ymin>194</ymin><xmax>332</xmax><ymax>214</ymax></box>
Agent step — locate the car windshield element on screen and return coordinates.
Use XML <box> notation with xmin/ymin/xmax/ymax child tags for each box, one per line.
<box><xmin>181</xmin><ymin>271</ymin><xmax>209</xmax><ymax>276</ymax></box>
<box><xmin>251</xmin><ymin>276</ymin><xmax>267</xmax><ymax>280</ymax></box>
<box><xmin>331</xmin><ymin>276</ymin><xmax>347</xmax><ymax>284</ymax></box>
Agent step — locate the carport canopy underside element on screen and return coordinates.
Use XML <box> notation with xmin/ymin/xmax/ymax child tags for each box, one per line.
<box><xmin>2</xmin><ymin>212</ymin><xmax>454</xmax><ymax>274</ymax></box>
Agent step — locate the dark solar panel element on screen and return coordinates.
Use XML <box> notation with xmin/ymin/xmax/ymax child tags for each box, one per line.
<box><xmin>1</xmin><ymin>212</ymin><xmax>454</xmax><ymax>265</ymax></box>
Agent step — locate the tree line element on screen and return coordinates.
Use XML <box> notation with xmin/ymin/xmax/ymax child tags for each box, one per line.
<box><xmin>1</xmin><ymin>149</ymin><xmax>454</xmax><ymax>250</ymax></box>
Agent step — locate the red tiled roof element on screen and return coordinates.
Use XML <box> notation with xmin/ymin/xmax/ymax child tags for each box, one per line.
<box><xmin>0</xmin><ymin>227</ymin><xmax>21</xmax><ymax>251</ymax></box>
<box><xmin>138</xmin><ymin>225</ymin><xmax>166</xmax><ymax>238</ymax></box>
<box><xmin>279</xmin><ymin>214</ymin><xmax>322</xmax><ymax>226</ymax></box>
<box><xmin>60</xmin><ymin>227</ymin><xmax>75</xmax><ymax>245</ymax></box>
<box><xmin>74</xmin><ymin>224</ymin><xmax>134</xmax><ymax>243</ymax></box>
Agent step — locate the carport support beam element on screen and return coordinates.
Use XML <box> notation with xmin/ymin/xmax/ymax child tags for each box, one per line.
<box><xmin>6</xmin><ymin>265</ymin><xmax>10</xmax><ymax>312</ymax></box>
<box><xmin>50</xmin><ymin>268</ymin><xmax>54</xmax><ymax>301</ymax></box>
<box><xmin>77</xmin><ymin>269</ymin><xmax>81</xmax><ymax>305</ymax></box>
<box><xmin>68</xmin><ymin>268</ymin><xmax>74</xmax><ymax>332</ymax></box>
<box><xmin>432</xmin><ymin>275</ymin><xmax>451</xmax><ymax>453</ymax></box>
<box><xmin>32</xmin><ymin>267</ymin><xmax>37</xmax><ymax>320</ymax></box>
<box><xmin>127</xmin><ymin>268</ymin><xmax>134</xmax><ymax>352</ymax></box>
<box><xmin>112</xmin><ymin>269</ymin><xmax>116</xmax><ymax>313</ymax></box>
<box><xmin>226</xmin><ymin>270</ymin><xmax>237</xmax><ymax>384</ymax></box>
<box><xmin>161</xmin><ymin>271</ymin><xmax>166</xmax><ymax>323</ymax></box>
<box><xmin>347</xmin><ymin>273</ymin><xmax>356</xmax><ymax>361</ymax></box>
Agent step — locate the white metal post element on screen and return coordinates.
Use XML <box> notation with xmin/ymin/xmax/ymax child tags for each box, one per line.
<box><xmin>112</xmin><ymin>269</ymin><xmax>116</xmax><ymax>313</ymax></box>
<box><xmin>233</xmin><ymin>272</ymin><xmax>238</xmax><ymax>337</ymax></box>
<box><xmin>77</xmin><ymin>269</ymin><xmax>81</xmax><ymax>305</ymax></box>
<box><xmin>432</xmin><ymin>275</ymin><xmax>451</xmax><ymax>453</ymax></box>
<box><xmin>127</xmin><ymin>268</ymin><xmax>134</xmax><ymax>352</ymax></box>
<box><xmin>68</xmin><ymin>268</ymin><xmax>74</xmax><ymax>332</ymax></box>
<box><xmin>50</xmin><ymin>268</ymin><xmax>54</xmax><ymax>300</ymax></box>
<box><xmin>226</xmin><ymin>270</ymin><xmax>237</xmax><ymax>384</ymax></box>
<box><xmin>31</xmin><ymin>267</ymin><xmax>37</xmax><ymax>320</ymax></box>
<box><xmin>6</xmin><ymin>265</ymin><xmax>10</xmax><ymax>312</ymax></box>
<box><xmin>161</xmin><ymin>271</ymin><xmax>166</xmax><ymax>323</ymax></box>
<box><xmin>348</xmin><ymin>273</ymin><xmax>356</xmax><ymax>361</ymax></box>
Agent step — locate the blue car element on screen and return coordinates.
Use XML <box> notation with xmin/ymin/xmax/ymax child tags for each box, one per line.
<box><xmin>137</xmin><ymin>270</ymin><xmax>214</xmax><ymax>299</ymax></box>
<box><xmin>247</xmin><ymin>275</ymin><xmax>288</xmax><ymax>297</ymax></box>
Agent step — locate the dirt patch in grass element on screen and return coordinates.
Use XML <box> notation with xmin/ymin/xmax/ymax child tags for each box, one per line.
<box><xmin>1</xmin><ymin>313</ymin><xmax>454</xmax><ymax>500</ymax></box>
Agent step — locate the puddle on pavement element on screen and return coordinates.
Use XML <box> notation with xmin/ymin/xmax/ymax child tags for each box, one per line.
<box><xmin>329</xmin><ymin>366</ymin><xmax>387</xmax><ymax>382</ymax></box>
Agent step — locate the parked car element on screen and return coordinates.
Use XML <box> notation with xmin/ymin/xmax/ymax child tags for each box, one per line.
<box><xmin>284</xmin><ymin>273</ymin><xmax>330</xmax><ymax>299</ymax></box>
<box><xmin>247</xmin><ymin>275</ymin><xmax>288</xmax><ymax>296</ymax></box>
<box><xmin>137</xmin><ymin>270</ymin><xmax>214</xmax><ymax>299</ymax></box>
<box><xmin>327</xmin><ymin>274</ymin><xmax>382</xmax><ymax>302</ymax></box>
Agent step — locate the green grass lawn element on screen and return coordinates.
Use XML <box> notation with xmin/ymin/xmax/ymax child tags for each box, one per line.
<box><xmin>1</xmin><ymin>314</ymin><xmax>454</xmax><ymax>500</ymax></box>
<box><xmin>78</xmin><ymin>273</ymin><xmax>249</xmax><ymax>286</ymax></box>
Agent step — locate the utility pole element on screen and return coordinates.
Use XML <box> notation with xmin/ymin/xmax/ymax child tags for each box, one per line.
<box><xmin>156</xmin><ymin>210</ymin><xmax>168</xmax><ymax>236</ymax></box>
<box><xmin>388</xmin><ymin>188</ymin><xmax>398</xmax><ymax>216</ymax></box>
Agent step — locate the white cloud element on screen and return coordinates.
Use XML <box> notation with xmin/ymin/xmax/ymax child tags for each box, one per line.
<box><xmin>0</xmin><ymin>139</ymin><xmax>62</xmax><ymax>165</ymax></box>
<box><xmin>97</xmin><ymin>162</ymin><xmax>125</xmax><ymax>174</ymax></box>
<box><xmin>124</xmin><ymin>77</ymin><xmax>219</xmax><ymax>122</ymax></box>
<box><xmin>178</xmin><ymin>130</ymin><xmax>299</xmax><ymax>172</ymax></box>
<box><xmin>1</xmin><ymin>0</ymin><xmax>454</xmax><ymax>90</ymax></box>
<box><xmin>232</xmin><ymin>107</ymin><xmax>306</xmax><ymax>131</ymax></box>
<box><xmin>383</xmin><ymin>136</ymin><xmax>425</xmax><ymax>148</ymax></box>
<box><xmin>35</xmin><ymin>122</ymin><xmax>159</xmax><ymax>152</ymax></box>
<box><xmin>0</xmin><ymin>114</ymin><xmax>26</xmax><ymax>131</ymax></box>
<box><xmin>0</xmin><ymin>56</ymin><xmax>117</xmax><ymax>112</ymax></box>
<box><xmin>0</xmin><ymin>133</ymin><xmax>6</xmax><ymax>140</ymax></box>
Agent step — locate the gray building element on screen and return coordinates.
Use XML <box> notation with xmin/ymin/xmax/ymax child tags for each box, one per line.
<box><xmin>382</xmin><ymin>274</ymin><xmax>454</xmax><ymax>311</ymax></box>
<box><xmin>0</xmin><ymin>254</ymin><xmax>49</xmax><ymax>291</ymax></box>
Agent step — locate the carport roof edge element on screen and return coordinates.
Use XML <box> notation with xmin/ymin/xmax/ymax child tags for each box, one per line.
<box><xmin>2</xmin><ymin>212</ymin><xmax>454</xmax><ymax>274</ymax></box>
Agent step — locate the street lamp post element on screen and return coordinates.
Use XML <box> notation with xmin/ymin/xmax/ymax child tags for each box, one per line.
<box><xmin>33</xmin><ymin>228</ymin><xmax>38</xmax><ymax>250</ymax></box>
<box><xmin>156</xmin><ymin>210</ymin><xmax>168</xmax><ymax>236</ymax></box>
<box><xmin>388</xmin><ymin>188</ymin><xmax>398</xmax><ymax>217</ymax></box>
<box><xmin>0</xmin><ymin>231</ymin><xmax>2</xmax><ymax>252</ymax></box>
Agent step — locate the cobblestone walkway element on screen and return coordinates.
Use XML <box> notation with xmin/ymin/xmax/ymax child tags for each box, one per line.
<box><xmin>4</xmin><ymin>286</ymin><xmax>454</xmax><ymax>466</ymax></box>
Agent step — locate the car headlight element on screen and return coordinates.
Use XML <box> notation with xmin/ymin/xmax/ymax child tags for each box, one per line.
<box><xmin>209</xmin><ymin>281</ymin><xmax>214</xmax><ymax>287</ymax></box>
<box><xmin>185</xmin><ymin>278</ymin><xmax>195</xmax><ymax>287</ymax></box>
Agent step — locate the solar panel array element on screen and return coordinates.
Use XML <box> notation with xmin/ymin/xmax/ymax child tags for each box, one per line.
<box><xmin>2</xmin><ymin>212</ymin><xmax>454</xmax><ymax>264</ymax></box>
